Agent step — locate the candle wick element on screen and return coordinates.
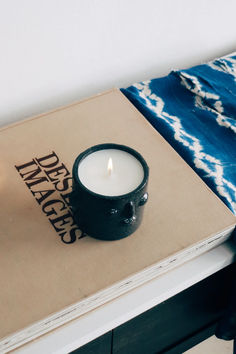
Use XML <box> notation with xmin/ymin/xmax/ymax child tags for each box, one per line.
<box><xmin>108</xmin><ymin>157</ymin><xmax>113</xmax><ymax>176</ymax></box>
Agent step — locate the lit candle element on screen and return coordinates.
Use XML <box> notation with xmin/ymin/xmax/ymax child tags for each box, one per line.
<box><xmin>70</xmin><ymin>144</ymin><xmax>149</xmax><ymax>241</ymax></box>
<box><xmin>78</xmin><ymin>149</ymin><xmax>144</xmax><ymax>196</ymax></box>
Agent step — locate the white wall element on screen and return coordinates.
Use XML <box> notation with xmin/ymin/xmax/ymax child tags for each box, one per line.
<box><xmin>0</xmin><ymin>0</ymin><xmax>235</xmax><ymax>127</ymax></box>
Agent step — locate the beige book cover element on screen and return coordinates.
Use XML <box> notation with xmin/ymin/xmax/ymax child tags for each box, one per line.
<box><xmin>0</xmin><ymin>89</ymin><xmax>235</xmax><ymax>352</ymax></box>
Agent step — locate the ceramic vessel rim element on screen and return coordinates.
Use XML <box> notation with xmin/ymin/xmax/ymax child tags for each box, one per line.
<box><xmin>72</xmin><ymin>143</ymin><xmax>149</xmax><ymax>200</ymax></box>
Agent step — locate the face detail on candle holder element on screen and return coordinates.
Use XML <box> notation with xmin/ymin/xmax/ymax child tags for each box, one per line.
<box><xmin>70</xmin><ymin>144</ymin><xmax>149</xmax><ymax>241</ymax></box>
<box><xmin>109</xmin><ymin>194</ymin><xmax>148</xmax><ymax>225</ymax></box>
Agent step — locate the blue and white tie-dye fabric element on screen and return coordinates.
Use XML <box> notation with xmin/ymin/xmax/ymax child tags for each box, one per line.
<box><xmin>121</xmin><ymin>54</ymin><xmax>236</xmax><ymax>215</ymax></box>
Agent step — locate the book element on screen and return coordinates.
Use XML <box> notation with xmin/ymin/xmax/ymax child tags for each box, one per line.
<box><xmin>0</xmin><ymin>89</ymin><xmax>235</xmax><ymax>352</ymax></box>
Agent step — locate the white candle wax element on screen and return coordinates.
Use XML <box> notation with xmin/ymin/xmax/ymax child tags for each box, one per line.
<box><xmin>78</xmin><ymin>149</ymin><xmax>144</xmax><ymax>196</ymax></box>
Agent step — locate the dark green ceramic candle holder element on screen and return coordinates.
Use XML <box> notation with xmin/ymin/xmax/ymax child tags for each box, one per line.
<box><xmin>69</xmin><ymin>143</ymin><xmax>149</xmax><ymax>241</ymax></box>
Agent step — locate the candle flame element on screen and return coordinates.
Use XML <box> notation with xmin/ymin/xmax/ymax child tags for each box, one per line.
<box><xmin>108</xmin><ymin>157</ymin><xmax>113</xmax><ymax>176</ymax></box>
